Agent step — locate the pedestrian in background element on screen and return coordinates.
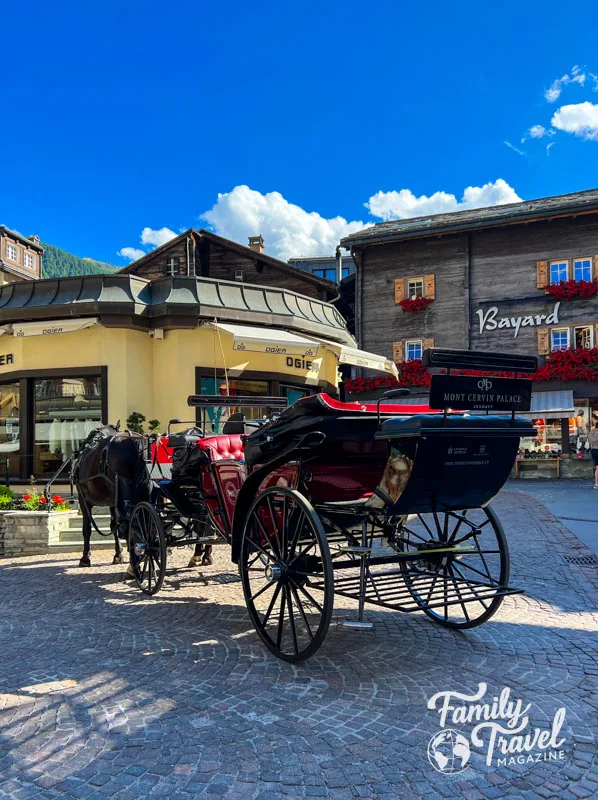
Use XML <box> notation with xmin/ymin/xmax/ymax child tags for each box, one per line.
<box><xmin>590</xmin><ymin>422</ymin><xmax>598</xmax><ymax>489</ymax></box>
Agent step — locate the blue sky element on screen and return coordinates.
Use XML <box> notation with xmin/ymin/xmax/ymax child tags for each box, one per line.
<box><xmin>2</xmin><ymin>0</ymin><xmax>598</xmax><ymax>265</ymax></box>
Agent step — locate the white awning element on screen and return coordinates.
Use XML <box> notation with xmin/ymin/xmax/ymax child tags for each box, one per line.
<box><xmin>521</xmin><ymin>390</ymin><xmax>575</xmax><ymax>420</ymax></box>
<box><xmin>315</xmin><ymin>338</ymin><xmax>399</xmax><ymax>378</ymax></box>
<box><xmin>6</xmin><ymin>318</ymin><xmax>99</xmax><ymax>338</ymax></box>
<box><xmin>212</xmin><ymin>322</ymin><xmax>320</xmax><ymax>358</ymax></box>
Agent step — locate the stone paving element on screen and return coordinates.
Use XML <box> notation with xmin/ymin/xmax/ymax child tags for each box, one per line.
<box><xmin>0</xmin><ymin>491</ymin><xmax>596</xmax><ymax>800</ymax></box>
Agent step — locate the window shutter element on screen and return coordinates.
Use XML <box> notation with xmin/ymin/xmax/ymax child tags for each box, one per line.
<box><xmin>537</xmin><ymin>327</ymin><xmax>550</xmax><ymax>355</ymax></box>
<box><xmin>593</xmin><ymin>256</ymin><xmax>598</xmax><ymax>280</ymax></box>
<box><xmin>423</xmin><ymin>337</ymin><xmax>435</xmax><ymax>352</ymax></box>
<box><xmin>424</xmin><ymin>274</ymin><xmax>435</xmax><ymax>299</ymax></box>
<box><xmin>392</xmin><ymin>341</ymin><xmax>404</xmax><ymax>363</ymax></box>
<box><xmin>394</xmin><ymin>279</ymin><xmax>405</xmax><ymax>304</ymax></box>
<box><xmin>595</xmin><ymin>322</ymin><xmax>598</xmax><ymax>346</ymax></box>
<box><xmin>537</xmin><ymin>261</ymin><xmax>548</xmax><ymax>289</ymax></box>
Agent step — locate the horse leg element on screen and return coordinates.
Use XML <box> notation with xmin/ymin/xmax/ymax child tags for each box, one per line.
<box><xmin>188</xmin><ymin>540</ymin><xmax>204</xmax><ymax>568</ymax></box>
<box><xmin>111</xmin><ymin>507</ymin><xmax>125</xmax><ymax>565</ymax></box>
<box><xmin>202</xmin><ymin>545</ymin><xmax>213</xmax><ymax>566</ymax></box>
<box><xmin>79</xmin><ymin>505</ymin><xmax>92</xmax><ymax>567</ymax></box>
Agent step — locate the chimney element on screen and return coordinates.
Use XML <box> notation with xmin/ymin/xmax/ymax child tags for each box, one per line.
<box><xmin>248</xmin><ymin>234</ymin><xmax>264</xmax><ymax>254</ymax></box>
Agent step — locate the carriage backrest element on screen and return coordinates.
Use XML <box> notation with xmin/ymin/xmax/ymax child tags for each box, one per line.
<box><xmin>198</xmin><ymin>434</ymin><xmax>245</xmax><ymax>462</ymax></box>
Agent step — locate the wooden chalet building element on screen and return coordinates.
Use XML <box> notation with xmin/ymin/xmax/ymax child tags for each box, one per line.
<box><xmin>341</xmin><ymin>188</ymin><xmax>598</xmax><ymax>474</ymax></box>
<box><xmin>119</xmin><ymin>229</ymin><xmax>338</xmax><ymax>302</ymax></box>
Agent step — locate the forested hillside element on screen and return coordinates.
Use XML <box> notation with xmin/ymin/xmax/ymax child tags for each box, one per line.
<box><xmin>41</xmin><ymin>242</ymin><xmax>118</xmax><ymax>278</ymax></box>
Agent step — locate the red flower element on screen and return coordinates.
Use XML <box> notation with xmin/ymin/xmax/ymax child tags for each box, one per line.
<box><xmin>52</xmin><ymin>495</ymin><xmax>64</xmax><ymax>503</ymax></box>
<box><xmin>399</xmin><ymin>297</ymin><xmax>434</xmax><ymax>312</ymax></box>
<box><xmin>545</xmin><ymin>279</ymin><xmax>598</xmax><ymax>301</ymax></box>
<box><xmin>40</xmin><ymin>497</ymin><xmax>47</xmax><ymax>504</ymax></box>
<box><xmin>23</xmin><ymin>494</ymin><xmax>31</xmax><ymax>501</ymax></box>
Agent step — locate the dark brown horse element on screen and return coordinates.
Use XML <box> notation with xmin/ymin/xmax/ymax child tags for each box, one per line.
<box><xmin>75</xmin><ymin>425</ymin><xmax>150</xmax><ymax>567</ymax></box>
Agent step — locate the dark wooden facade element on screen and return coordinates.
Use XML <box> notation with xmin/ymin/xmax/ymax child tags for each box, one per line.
<box><xmin>120</xmin><ymin>229</ymin><xmax>337</xmax><ymax>302</ymax></box>
<box><xmin>345</xmin><ymin>203</ymin><xmax>598</xmax><ymax>375</ymax></box>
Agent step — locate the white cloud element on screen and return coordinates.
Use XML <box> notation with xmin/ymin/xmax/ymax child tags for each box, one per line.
<box><xmin>140</xmin><ymin>226</ymin><xmax>178</xmax><ymax>247</ymax></box>
<box><xmin>201</xmin><ymin>185</ymin><xmax>365</xmax><ymax>260</ymax></box>
<box><xmin>117</xmin><ymin>247</ymin><xmax>145</xmax><ymax>262</ymax></box>
<box><xmin>504</xmin><ymin>140</ymin><xmax>526</xmax><ymax>156</ymax></box>
<box><xmin>364</xmin><ymin>179</ymin><xmax>521</xmax><ymax>222</ymax></box>
<box><xmin>551</xmin><ymin>101</ymin><xmax>598</xmax><ymax>140</ymax></box>
<box><xmin>545</xmin><ymin>66</ymin><xmax>587</xmax><ymax>102</ymax></box>
<box><xmin>529</xmin><ymin>124</ymin><xmax>547</xmax><ymax>138</ymax></box>
<box><xmin>546</xmin><ymin>142</ymin><xmax>556</xmax><ymax>155</ymax></box>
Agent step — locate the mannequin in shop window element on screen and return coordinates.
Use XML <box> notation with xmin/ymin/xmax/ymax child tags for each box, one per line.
<box><xmin>576</xmin><ymin>411</ymin><xmax>590</xmax><ymax>458</ymax></box>
<box><xmin>590</xmin><ymin>422</ymin><xmax>598</xmax><ymax>489</ymax></box>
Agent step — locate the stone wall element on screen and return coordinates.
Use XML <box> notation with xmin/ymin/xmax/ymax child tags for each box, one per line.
<box><xmin>0</xmin><ymin>511</ymin><xmax>76</xmax><ymax>558</ymax></box>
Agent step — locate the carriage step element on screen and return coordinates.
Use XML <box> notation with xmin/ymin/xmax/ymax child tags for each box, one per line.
<box><xmin>338</xmin><ymin>545</ymin><xmax>372</xmax><ymax>555</ymax></box>
<box><xmin>313</xmin><ymin>568</ymin><xmax>522</xmax><ymax>614</ymax></box>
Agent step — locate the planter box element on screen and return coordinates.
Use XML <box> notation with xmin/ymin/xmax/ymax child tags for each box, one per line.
<box><xmin>0</xmin><ymin>510</ymin><xmax>77</xmax><ymax>558</ymax></box>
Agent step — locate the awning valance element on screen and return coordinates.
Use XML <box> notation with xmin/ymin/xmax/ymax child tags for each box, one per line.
<box><xmin>211</xmin><ymin>322</ymin><xmax>320</xmax><ymax>357</ymax></box>
<box><xmin>4</xmin><ymin>318</ymin><xmax>99</xmax><ymax>338</ymax></box>
<box><xmin>521</xmin><ymin>390</ymin><xmax>575</xmax><ymax>420</ymax></box>
<box><xmin>314</xmin><ymin>338</ymin><xmax>399</xmax><ymax>378</ymax></box>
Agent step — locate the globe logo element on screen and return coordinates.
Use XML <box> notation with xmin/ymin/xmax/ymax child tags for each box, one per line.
<box><xmin>427</xmin><ymin>729</ymin><xmax>471</xmax><ymax>774</ymax></box>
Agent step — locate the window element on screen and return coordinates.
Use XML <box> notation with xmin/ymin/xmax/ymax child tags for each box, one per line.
<box><xmin>313</xmin><ymin>267</ymin><xmax>338</xmax><ymax>281</ymax></box>
<box><xmin>405</xmin><ymin>340</ymin><xmax>423</xmax><ymax>361</ymax></box>
<box><xmin>23</xmin><ymin>252</ymin><xmax>35</xmax><ymax>270</ymax></box>
<box><xmin>550</xmin><ymin>261</ymin><xmax>568</xmax><ymax>283</ymax></box>
<box><xmin>407</xmin><ymin>278</ymin><xmax>424</xmax><ymax>298</ymax></box>
<box><xmin>550</xmin><ymin>329</ymin><xmax>570</xmax><ymax>351</ymax></box>
<box><xmin>0</xmin><ymin>381</ymin><xmax>20</xmax><ymax>475</ymax></box>
<box><xmin>574</xmin><ymin>325</ymin><xmax>594</xmax><ymax>349</ymax></box>
<box><xmin>5</xmin><ymin>243</ymin><xmax>18</xmax><ymax>263</ymax></box>
<box><xmin>34</xmin><ymin>377</ymin><xmax>103</xmax><ymax>475</ymax></box>
<box><xmin>165</xmin><ymin>257</ymin><xmax>179</xmax><ymax>276</ymax></box>
<box><xmin>573</xmin><ymin>258</ymin><xmax>592</xmax><ymax>282</ymax></box>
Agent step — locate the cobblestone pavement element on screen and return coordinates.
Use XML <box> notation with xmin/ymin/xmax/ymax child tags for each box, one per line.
<box><xmin>0</xmin><ymin>492</ymin><xmax>597</xmax><ymax>800</ymax></box>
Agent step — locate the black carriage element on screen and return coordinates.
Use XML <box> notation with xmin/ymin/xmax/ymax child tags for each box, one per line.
<box><xmin>127</xmin><ymin>348</ymin><xmax>537</xmax><ymax>662</ymax></box>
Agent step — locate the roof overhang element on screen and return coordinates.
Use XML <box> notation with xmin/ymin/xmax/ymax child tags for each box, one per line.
<box><xmin>520</xmin><ymin>390</ymin><xmax>575</xmax><ymax>420</ymax></box>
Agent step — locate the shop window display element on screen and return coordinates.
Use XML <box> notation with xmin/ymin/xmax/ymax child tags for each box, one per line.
<box><xmin>34</xmin><ymin>377</ymin><xmax>103</xmax><ymax>476</ymax></box>
<box><xmin>0</xmin><ymin>382</ymin><xmax>20</xmax><ymax>475</ymax></box>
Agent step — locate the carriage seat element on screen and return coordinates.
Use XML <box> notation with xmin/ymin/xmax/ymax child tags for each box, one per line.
<box><xmin>198</xmin><ymin>434</ymin><xmax>245</xmax><ymax>462</ymax></box>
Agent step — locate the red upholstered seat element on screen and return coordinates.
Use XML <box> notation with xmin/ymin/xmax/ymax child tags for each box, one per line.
<box><xmin>198</xmin><ymin>434</ymin><xmax>245</xmax><ymax>461</ymax></box>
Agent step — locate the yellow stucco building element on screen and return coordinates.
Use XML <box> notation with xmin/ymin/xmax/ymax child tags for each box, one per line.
<box><xmin>0</xmin><ymin>273</ymin><xmax>394</xmax><ymax>481</ymax></box>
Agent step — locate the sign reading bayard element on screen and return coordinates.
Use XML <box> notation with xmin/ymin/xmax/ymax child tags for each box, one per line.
<box><xmin>429</xmin><ymin>375</ymin><xmax>532</xmax><ymax>412</ymax></box>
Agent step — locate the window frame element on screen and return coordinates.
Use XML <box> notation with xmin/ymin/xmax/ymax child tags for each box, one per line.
<box><xmin>23</xmin><ymin>251</ymin><xmax>35</xmax><ymax>270</ymax></box>
<box><xmin>573</xmin><ymin>325</ymin><xmax>594</xmax><ymax>349</ymax></box>
<box><xmin>165</xmin><ymin>256</ymin><xmax>180</xmax><ymax>277</ymax></box>
<box><xmin>5</xmin><ymin>242</ymin><xmax>19</xmax><ymax>264</ymax></box>
<box><xmin>550</xmin><ymin>328</ymin><xmax>570</xmax><ymax>352</ymax></box>
<box><xmin>572</xmin><ymin>256</ymin><xmax>593</xmax><ymax>282</ymax></box>
<box><xmin>405</xmin><ymin>339</ymin><xmax>423</xmax><ymax>361</ymax></box>
<box><xmin>407</xmin><ymin>277</ymin><xmax>425</xmax><ymax>299</ymax></box>
<box><xmin>549</xmin><ymin>260</ymin><xmax>569</xmax><ymax>284</ymax></box>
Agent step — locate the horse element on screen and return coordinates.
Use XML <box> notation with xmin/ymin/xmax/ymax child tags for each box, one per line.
<box><xmin>74</xmin><ymin>425</ymin><xmax>213</xmax><ymax>569</ymax></box>
<box><xmin>74</xmin><ymin>425</ymin><xmax>151</xmax><ymax>567</ymax></box>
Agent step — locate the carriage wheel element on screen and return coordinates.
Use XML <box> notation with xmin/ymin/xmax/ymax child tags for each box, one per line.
<box><xmin>129</xmin><ymin>502</ymin><xmax>167</xmax><ymax>596</ymax></box>
<box><xmin>399</xmin><ymin>505</ymin><xmax>510</xmax><ymax>629</ymax></box>
<box><xmin>240</xmin><ymin>487</ymin><xmax>333</xmax><ymax>662</ymax></box>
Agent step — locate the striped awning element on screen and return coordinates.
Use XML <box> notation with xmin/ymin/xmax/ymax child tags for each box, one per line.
<box><xmin>521</xmin><ymin>390</ymin><xmax>575</xmax><ymax>420</ymax></box>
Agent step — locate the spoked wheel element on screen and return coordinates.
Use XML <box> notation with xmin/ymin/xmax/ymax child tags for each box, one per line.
<box><xmin>129</xmin><ymin>502</ymin><xmax>167</xmax><ymax>596</ymax></box>
<box><xmin>398</xmin><ymin>505</ymin><xmax>510</xmax><ymax>629</ymax></box>
<box><xmin>240</xmin><ymin>487</ymin><xmax>333</xmax><ymax>662</ymax></box>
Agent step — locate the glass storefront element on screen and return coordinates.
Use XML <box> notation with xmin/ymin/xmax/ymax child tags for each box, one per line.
<box><xmin>0</xmin><ymin>381</ymin><xmax>20</xmax><ymax>476</ymax></box>
<box><xmin>198</xmin><ymin>376</ymin><xmax>310</xmax><ymax>434</ymax></box>
<box><xmin>34</xmin><ymin>377</ymin><xmax>103</xmax><ymax>476</ymax></box>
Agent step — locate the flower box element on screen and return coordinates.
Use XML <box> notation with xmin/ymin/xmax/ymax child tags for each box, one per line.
<box><xmin>399</xmin><ymin>296</ymin><xmax>434</xmax><ymax>312</ymax></box>
<box><xmin>545</xmin><ymin>279</ymin><xmax>598</xmax><ymax>301</ymax></box>
<box><xmin>0</xmin><ymin>510</ymin><xmax>77</xmax><ymax>558</ymax></box>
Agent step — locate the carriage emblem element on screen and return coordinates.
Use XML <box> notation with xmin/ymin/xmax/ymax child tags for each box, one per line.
<box><xmin>225</xmin><ymin>484</ymin><xmax>238</xmax><ymax>501</ymax></box>
<box><xmin>477</xmin><ymin>378</ymin><xmax>493</xmax><ymax>391</ymax></box>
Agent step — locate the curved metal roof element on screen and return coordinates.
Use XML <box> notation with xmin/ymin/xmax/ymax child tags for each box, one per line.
<box><xmin>0</xmin><ymin>274</ymin><xmax>354</xmax><ymax>345</ymax></box>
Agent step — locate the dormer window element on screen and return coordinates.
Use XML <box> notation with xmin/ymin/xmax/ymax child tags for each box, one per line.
<box><xmin>6</xmin><ymin>243</ymin><xmax>18</xmax><ymax>263</ymax></box>
<box><xmin>165</xmin><ymin>257</ymin><xmax>179</xmax><ymax>277</ymax></box>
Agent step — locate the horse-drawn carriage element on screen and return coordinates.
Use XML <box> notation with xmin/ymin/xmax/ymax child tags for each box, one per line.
<box><xmin>106</xmin><ymin>348</ymin><xmax>534</xmax><ymax>661</ymax></box>
<box><xmin>58</xmin><ymin>348</ymin><xmax>537</xmax><ymax>662</ymax></box>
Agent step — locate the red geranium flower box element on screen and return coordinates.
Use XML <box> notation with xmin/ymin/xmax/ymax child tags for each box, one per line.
<box><xmin>399</xmin><ymin>296</ymin><xmax>433</xmax><ymax>312</ymax></box>
<box><xmin>545</xmin><ymin>279</ymin><xmax>598</xmax><ymax>301</ymax></box>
